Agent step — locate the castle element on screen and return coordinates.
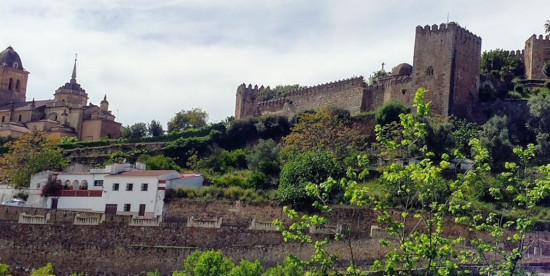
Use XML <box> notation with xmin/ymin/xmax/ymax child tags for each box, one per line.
<box><xmin>0</xmin><ymin>46</ymin><xmax>121</xmax><ymax>140</ymax></box>
<box><xmin>235</xmin><ymin>22</ymin><xmax>550</xmax><ymax>121</ymax></box>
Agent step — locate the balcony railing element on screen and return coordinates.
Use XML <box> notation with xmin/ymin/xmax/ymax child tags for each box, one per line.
<box><xmin>59</xmin><ymin>190</ymin><xmax>103</xmax><ymax>197</ymax></box>
<box><xmin>129</xmin><ymin>216</ymin><xmax>163</xmax><ymax>227</ymax></box>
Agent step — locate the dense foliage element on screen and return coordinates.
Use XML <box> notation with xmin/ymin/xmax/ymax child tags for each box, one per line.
<box><xmin>0</xmin><ymin>131</ymin><xmax>67</xmax><ymax>188</ymax></box>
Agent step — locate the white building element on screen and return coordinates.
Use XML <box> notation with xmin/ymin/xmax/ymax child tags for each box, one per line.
<box><xmin>28</xmin><ymin>163</ymin><xmax>203</xmax><ymax>217</ymax></box>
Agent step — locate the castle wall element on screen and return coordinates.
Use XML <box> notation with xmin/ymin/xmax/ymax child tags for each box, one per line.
<box><xmin>0</xmin><ymin>201</ymin><xmax>385</xmax><ymax>275</ymax></box>
<box><xmin>525</xmin><ymin>34</ymin><xmax>550</xmax><ymax>80</ymax></box>
<box><xmin>278</xmin><ymin>77</ymin><xmax>366</xmax><ymax>117</ymax></box>
<box><xmin>378</xmin><ymin>75</ymin><xmax>414</xmax><ymax>108</ymax></box>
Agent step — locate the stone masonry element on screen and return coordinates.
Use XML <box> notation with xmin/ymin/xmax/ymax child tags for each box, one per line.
<box><xmin>235</xmin><ymin>22</ymin><xmax>549</xmax><ymax>122</ymax></box>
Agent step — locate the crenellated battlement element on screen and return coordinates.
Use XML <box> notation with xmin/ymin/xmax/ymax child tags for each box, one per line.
<box><xmin>508</xmin><ymin>49</ymin><xmax>525</xmax><ymax>59</ymax></box>
<box><xmin>528</xmin><ymin>34</ymin><xmax>550</xmax><ymax>42</ymax></box>
<box><xmin>416</xmin><ymin>22</ymin><xmax>481</xmax><ymax>45</ymax></box>
<box><xmin>253</xmin><ymin>76</ymin><xmax>365</xmax><ymax>107</ymax></box>
<box><xmin>236</xmin><ymin>83</ymin><xmax>266</xmax><ymax>96</ymax></box>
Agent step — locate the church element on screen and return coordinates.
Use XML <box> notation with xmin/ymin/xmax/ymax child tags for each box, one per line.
<box><xmin>0</xmin><ymin>46</ymin><xmax>121</xmax><ymax>140</ymax></box>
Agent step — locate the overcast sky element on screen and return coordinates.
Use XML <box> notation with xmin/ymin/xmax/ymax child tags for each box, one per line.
<box><xmin>0</xmin><ymin>0</ymin><xmax>548</xmax><ymax>127</ymax></box>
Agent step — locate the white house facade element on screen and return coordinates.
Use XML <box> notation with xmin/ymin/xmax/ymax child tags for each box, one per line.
<box><xmin>28</xmin><ymin>163</ymin><xmax>203</xmax><ymax>217</ymax></box>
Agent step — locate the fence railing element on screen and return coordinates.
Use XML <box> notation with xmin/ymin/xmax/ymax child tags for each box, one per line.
<box><xmin>249</xmin><ymin>218</ymin><xmax>280</xmax><ymax>231</ymax></box>
<box><xmin>18</xmin><ymin>212</ymin><xmax>50</xmax><ymax>224</ymax></box>
<box><xmin>59</xmin><ymin>190</ymin><xmax>103</xmax><ymax>197</ymax></box>
<box><xmin>129</xmin><ymin>216</ymin><xmax>163</xmax><ymax>227</ymax></box>
<box><xmin>74</xmin><ymin>213</ymin><xmax>105</xmax><ymax>225</ymax></box>
<box><xmin>187</xmin><ymin>216</ymin><xmax>222</xmax><ymax>228</ymax></box>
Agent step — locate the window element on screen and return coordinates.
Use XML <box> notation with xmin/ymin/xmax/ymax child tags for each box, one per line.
<box><xmin>94</xmin><ymin>180</ymin><xmax>104</xmax><ymax>187</ymax></box>
<box><xmin>15</xmin><ymin>80</ymin><xmax>20</xmax><ymax>91</ymax></box>
<box><xmin>126</xmin><ymin>183</ymin><xmax>133</xmax><ymax>191</ymax></box>
<box><xmin>426</xmin><ymin>66</ymin><xmax>434</xmax><ymax>76</ymax></box>
<box><xmin>123</xmin><ymin>204</ymin><xmax>131</xmax><ymax>212</ymax></box>
<box><xmin>141</xmin><ymin>183</ymin><xmax>148</xmax><ymax>191</ymax></box>
<box><xmin>112</xmin><ymin>183</ymin><xmax>119</xmax><ymax>191</ymax></box>
<box><xmin>8</xmin><ymin>78</ymin><xmax>13</xmax><ymax>90</ymax></box>
<box><xmin>1</xmin><ymin>116</ymin><xmax>4</xmax><ymax>123</ymax></box>
<box><xmin>81</xmin><ymin>181</ymin><xmax>88</xmax><ymax>190</ymax></box>
<box><xmin>18</xmin><ymin>115</ymin><xmax>22</xmax><ymax>122</ymax></box>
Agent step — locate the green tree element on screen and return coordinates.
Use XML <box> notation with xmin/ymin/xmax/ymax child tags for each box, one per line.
<box><xmin>247</xmin><ymin>139</ymin><xmax>281</xmax><ymax>177</ymax></box>
<box><xmin>282</xmin><ymin>107</ymin><xmax>368</xmax><ymax>160</ymax></box>
<box><xmin>452</xmin><ymin>141</ymin><xmax>550</xmax><ymax>275</ymax></box>
<box><xmin>148</xmin><ymin>120</ymin><xmax>164</xmax><ymax>137</ymax></box>
<box><xmin>0</xmin><ymin>263</ymin><xmax>10</xmax><ymax>276</ymax></box>
<box><xmin>168</xmin><ymin>108</ymin><xmax>209</xmax><ymax>132</ymax></box>
<box><xmin>175</xmin><ymin>250</ymin><xmax>235</xmax><ymax>276</ymax></box>
<box><xmin>122</xmin><ymin>122</ymin><xmax>147</xmax><ymax>139</ymax></box>
<box><xmin>481</xmin><ymin>49</ymin><xmax>524</xmax><ymax>82</ymax></box>
<box><xmin>30</xmin><ymin>263</ymin><xmax>55</xmax><ymax>276</ymax></box>
<box><xmin>480</xmin><ymin>115</ymin><xmax>516</xmax><ymax>170</ymax></box>
<box><xmin>0</xmin><ymin>131</ymin><xmax>68</xmax><ymax>188</ymax></box>
<box><xmin>229</xmin><ymin>260</ymin><xmax>263</xmax><ymax>276</ymax></box>
<box><xmin>277</xmin><ymin>151</ymin><xmax>342</xmax><ymax>210</ymax></box>
<box><xmin>451</xmin><ymin>117</ymin><xmax>481</xmax><ymax>157</ymax></box>
<box><xmin>137</xmin><ymin>154</ymin><xmax>181</xmax><ymax>171</ymax></box>
<box><xmin>375</xmin><ymin>100</ymin><xmax>410</xmax><ymax>126</ymax></box>
<box><xmin>368</xmin><ymin>69</ymin><xmax>390</xmax><ymax>85</ymax></box>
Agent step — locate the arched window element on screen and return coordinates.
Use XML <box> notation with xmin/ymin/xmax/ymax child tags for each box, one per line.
<box><xmin>72</xmin><ymin>180</ymin><xmax>80</xmax><ymax>190</ymax></box>
<box><xmin>81</xmin><ymin>180</ymin><xmax>88</xmax><ymax>190</ymax></box>
<box><xmin>47</xmin><ymin>113</ymin><xmax>58</xmax><ymax>121</ymax></box>
<box><xmin>15</xmin><ymin>80</ymin><xmax>20</xmax><ymax>91</ymax></box>
<box><xmin>12</xmin><ymin>62</ymin><xmax>18</xmax><ymax>69</ymax></box>
<box><xmin>8</xmin><ymin>78</ymin><xmax>13</xmax><ymax>90</ymax></box>
<box><xmin>18</xmin><ymin>115</ymin><xmax>22</xmax><ymax>122</ymax></box>
<box><xmin>64</xmin><ymin>180</ymin><xmax>71</xmax><ymax>189</ymax></box>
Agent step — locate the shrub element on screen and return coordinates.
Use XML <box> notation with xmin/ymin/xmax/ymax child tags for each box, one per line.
<box><xmin>375</xmin><ymin>100</ymin><xmax>410</xmax><ymax>125</ymax></box>
<box><xmin>245</xmin><ymin>172</ymin><xmax>267</xmax><ymax>189</ymax></box>
<box><xmin>277</xmin><ymin>151</ymin><xmax>342</xmax><ymax>210</ymax></box>
<box><xmin>479</xmin><ymin>84</ymin><xmax>496</xmax><ymax>101</ymax></box>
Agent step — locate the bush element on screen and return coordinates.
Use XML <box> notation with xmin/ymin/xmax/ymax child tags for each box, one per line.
<box><xmin>211</xmin><ymin>172</ymin><xmax>248</xmax><ymax>188</ymax></box>
<box><xmin>245</xmin><ymin>172</ymin><xmax>267</xmax><ymax>189</ymax></box>
<box><xmin>165</xmin><ymin>186</ymin><xmax>275</xmax><ymax>204</ymax></box>
<box><xmin>277</xmin><ymin>151</ymin><xmax>342</xmax><ymax>210</ymax></box>
<box><xmin>375</xmin><ymin>100</ymin><xmax>410</xmax><ymax>125</ymax></box>
<box><xmin>479</xmin><ymin>84</ymin><xmax>496</xmax><ymax>101</ymax></box>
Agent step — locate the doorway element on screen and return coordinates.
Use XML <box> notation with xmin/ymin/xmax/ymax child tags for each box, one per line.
<box><xmin>139</xmin><ymin>204</ymin><xmax>146</xmax><ymax>216</ymax></box>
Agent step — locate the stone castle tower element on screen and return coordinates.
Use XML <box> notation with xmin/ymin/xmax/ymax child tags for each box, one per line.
<box><xmin>524</xmin><ymin>34</ymin><xmax>550</xmax><ymax>80</ymax></box>
<box><xmin>411</xmin><ymin>23</ymin><xmax>481</xmax><ymax>119</ymax></box>
<box><xmin>0</xmin><ymin>46</ymin><xmax>29</xmax><ymax>105</ymax></box>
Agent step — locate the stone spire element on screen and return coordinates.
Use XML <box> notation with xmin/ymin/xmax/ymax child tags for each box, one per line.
<box><xmin>100</xmin><ymin>94</ymin><xmax>109</xmax><ymax>112</ymax></box>
<box><xmin>70</xmin><ymin>53</ymin><xmax>77</xmax><ymax>84</ymax></box>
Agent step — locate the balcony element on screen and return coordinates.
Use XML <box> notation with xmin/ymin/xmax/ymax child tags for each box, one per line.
<box><xmin>59</xmin><ymin>190</ymin><xmax>103</xmax><ymax>197</ymax></box>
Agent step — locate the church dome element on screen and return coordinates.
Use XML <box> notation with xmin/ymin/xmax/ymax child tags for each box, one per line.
<box><xmin>392</xmin><ymin>63</ymin><xmax>412</xmax><ymax>76</ymax></box>
<box><xmin>0</xmin><ymin>46</ymin><xmax>25</xmax><ymax>70</ymax></box>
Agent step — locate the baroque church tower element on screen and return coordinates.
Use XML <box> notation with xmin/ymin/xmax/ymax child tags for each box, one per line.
<box><xmin>0</xmin><ymin>46</ymin><xmax>29</xmax><ymax>105</ymax></box>
<box><xmin>0</xmin><ymin>46</ymin><xmax>121</xmax><ymax>140</ymax></box>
